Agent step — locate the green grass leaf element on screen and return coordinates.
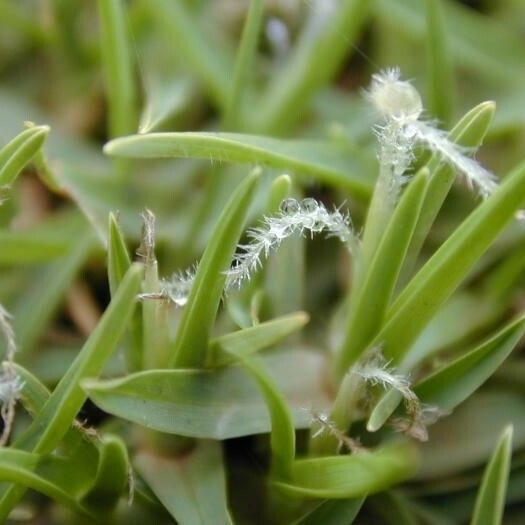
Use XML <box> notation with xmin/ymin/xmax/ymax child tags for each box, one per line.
<box><xmin>0</xmin><ymin>125</ymin><xmax>49</xmax><ymax>187</ymax></box>
<box><xmin>274</xmin><ymin>442</ymin><xmax>419</xmax><ymax>498</ymax></box>
<box><xmin>208</xmin><ymin>311</ymin><xmax>309</xmax><ymax>366</ymax></box>
<box><xmin>82</xmin><ymin>350</ymin><xmax>330</xmax><ymax>439</ymax></box>
<box><xmin>415</xmin><ymin>316</ymin><xmax>525</xmax><ymax>411</ymax></box>
<box><xmin>337</xmin><ymin>172</ymin><xmax>427</xmax><ymax>375</ymax></box>
<box><xmin>104</xmin><ymin>132</ymin><xmax>375</xmax><ymax>197</ymax></box>
<box><xmin>82</xmin><ymin>436</ymin><xmax>130</xmax><ymax>513</ymax></box>
<box><xmin>135</xmin><ymin>441</ymin><xmax>232</xmax><ymax>525</ymax></box>
<box><xmin>402</xmin><ymin>101</ymin><xmax>495</xmax><ymax>281</ymax></box>
<box><xmin>425</xmin><ymin>0</ymin><xmax>455</xmax><ymax>125</ymax></box>
<box><xmin>226</xmin><ymin>349</ymin><xmax>295</xmax><ymax>479</ymax></box>
<box><xmin>379</xmin><ymin>160</ymin><xmax>525</xmax><ymax>363</ymax></box>
<box><xmin>170</xmin><ymin>171</ymin><xmax>259</xmax><ymax>368</ymax></box>
<box><xmin>97</xmin><ymin>0</ymin><xmax>137</xmax><ymax>139</ymax></box>
<box><xmin>0</xmin><ymin>449</ymin><xmax>94</xmax><ymax>518</ymax></box>
<box><xmin>0</xmin><ymin>264</ymin><xmax>143</xmax><ymax>521</ymax></box>
<box><xmin>224</xmin><ymin>0</ymin><xmax>264</xmax><ymax>130</ymax></box>
<box><xmin>471</xmin><ymin>426</ymin><xmax>513</xmax><ymax>525</ymax></box>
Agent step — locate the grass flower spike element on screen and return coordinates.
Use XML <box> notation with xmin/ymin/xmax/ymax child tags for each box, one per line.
<box><xmin>154</xmin><ymin>197</ymin><xmax>355</xmax><ymax>306</ymax></box>
<box><xmin>368</xmin><ymin>68</ymin><xmax>499</xmax><ymax>200</ymax></box>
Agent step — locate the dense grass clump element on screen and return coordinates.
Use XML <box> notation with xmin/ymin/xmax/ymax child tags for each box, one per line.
<box><xmin>0</xmin><ymin>0</ymin><xmax>524</xmax><ymax>523</ymax></box>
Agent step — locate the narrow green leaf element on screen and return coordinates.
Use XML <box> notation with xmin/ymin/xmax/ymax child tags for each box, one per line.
<box><xmin>108</xmin><ymin>213</ymin><xmax>143</xmax><ymax>371</ymax></box>
<box><xmin>254</xmin><ymin>0</ymin><xmax>371</xmax><ymax>134</ymax></box>
<box><xmin>0</xmin><ymin>125</ymin><xmax>49</xmax><ymax>187</ymax></box>
<box><xmin>224</xmin><ymin>0</ymin><xmax>264</xmax><ymax>130</ymax></box>
<box><xmin>293</xmin><ymin>498</ymin><xmax>365</xmax><ymax>525</ymax></box>
<box><xmin>471</xmin><ymin>426</ymin><xmax>513</xmax><ymax>525</ymax></box>
<box><xmin>82</xmin><ymin>436</ymin><xmax>130</xmax><ymax>513</ymax></box>
<box><xmin>209</xmin><ymin>311</ymin><xmax>309</xmax><ymax>366</ymax></box>
<box><xmin>145</xmin><ymin>0</ymin><xmax>232</xmax><ymax>108</ymax></box>
<box><xmin>226</xmin><ymin>350</ymin><xmax>295</xmax><ymax>479</ymax></box>
<box><xmin>402</xmin><ymin>101</ymin><xmax>495</xmax><ymax>280</ymax></box>
<box><xmin>415</xmin><ymin>317</ymin><xmax>525</xmax><ymax>411</ymax></box>
<box><xmin>82</xmin><ymin>350</ymin><xmax>330</xmax><ymax>440</ymax></box>
<box><xmin>425</xmin><ymin>0</ymin><xmax>455</xmax><ymax>125</ymax></box>
<box><xmin>367</xmin><ymin>311</ymin><xmax>523</xmax><ymax>433</ymax></box>
<box><xmin>97</xmin><ymin>0</ymin><xmax>137</xmax><ymax>138</ymax></box>
<box><xmin>274</xmin><ymin>442</ymin><xmax>419</xmax><ymax>498</ymax></box>
<box><xmin>337</xmin><ymin>172</ymin><xmax>427</xmax><ymax>375</ymax></box>
<box><xmin>266</xmin><ymin>174</ymin><xmax>292</xmax><ymax>215</ymax></box>
<box><xmin>380</xmin><ymin>161</ymin><xmax>525</xmax><ymax>362</ymax></box>
<box><xmin>0</xmin><ymin>450</ymin><xmax>93</xmax><ymax>518</ymax></box>
<box><xmin>0</xmin><ymin>264</ymin><xmax>143</xmax><ymax>521</ymax></box>
<box><xmin>0</xmin><ymin>230</ymin><xmax>69</xmax><ymax>264</ymax></box>
<box><xmin>170</xmin><ymin>172</ymin><xmax>259</xmax><ymax>368</ymax></box>
<box><xmin>104</xmin><ymin>132</ymin><xmax>374</xmax><ymax>196</ymax></box>
<box><xmin>135</xmin><ymin>441</ymin><xmax>232</xmax><ymax>525</ymax></box>
<box><xmin>367</xmin><ymin>389</ymin><xmax>404</xmax><ymax>433</ymax></box>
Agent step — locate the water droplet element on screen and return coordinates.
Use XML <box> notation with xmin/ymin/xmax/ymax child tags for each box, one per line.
<box><xmin>300</xmin><ymin>198</ymin><xmax>319</xmax><ymax>213</ymax></box>
<box><xmin>280</xmin><ymin>198</ymin><xmax>300</xmax><ymax>214</ymax></box>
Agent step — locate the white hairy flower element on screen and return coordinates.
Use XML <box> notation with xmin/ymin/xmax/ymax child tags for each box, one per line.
<box><xmin>150</xmin><ymin>197</ymin><xmax>356</xmax><ymax>307</ymax></box>
<box><xmin>367</xmin><ymin>68</ymin><xmax>499</xmax><ymax>201</ymax></box>
<box><xmin>226</xmin><ymin>197</ymin><xmax>355</xmax><ymax>290</ymax></box>
<box><xmin>353</xmin><ymin>351</ymin><xmax>443</xmax><ymax>442</ymax></box>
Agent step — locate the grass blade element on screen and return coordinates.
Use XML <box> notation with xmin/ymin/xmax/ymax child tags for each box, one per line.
<box><xmin>0</xmin><ymin>264</ymin><xmax>143</xmax><ymax>521</ymax></box>
<box><xmin>293</xmin><ymin>498</ymin><xmax>365</xmax><ymax>525</ymax></box>
<box><xmin>224</xmin><ymin>0</ymin><xmax>264</xmax><ymax>130</ymax></box>
<box><xmin>135</xmin><ymin>441</ymin><xmax>232</xmax><ymax>525</ymax></box>
<box><xmin>274</xmin><ymin>442</ymin><xmax>418</xmax><ymax>498</ymax></box>
<box><xmin>0</xmin><ymin>125</ymin><xmax>49</xmax><ymax>187</ymax></box>
<box><xmin>97</xmin><ymin>0</ymin><xmax>137</xmax><ymax>138</ymax></box>
<box><xmin>83</xmin><ymin>350</ymin><xmax>330</xmax><ymax>439</ymax></box>
<box><xmin>170</xmin><ymin>171</ymin><xmax>259</xmax><ymax>368</ymax></box>
<box><xmin>415</xmin><ymin>316</ymin><xmax>525</xmax><ymax>411</ymax></box>
<box><xmin>337</xmin><ymin>172</ymin><xmax>427</xmax><ymax>375</ymax></box>
<box><xmin>470</xmin><ymin>426</ymin><xmax>513</xmax><ymax>525</ymax></box>
<box><xmin>209</xmin><ymin>311</ymin><xmax>309</xmax><ymax>366</ymax></box>
<box><xmin>379</xmin><ymin>161</ymin><xmax>525</xmax><ymax>362</ymax></box>
<box><xmin>425</xmin><ymin>0</ymin><xmax>455</xmax><ymax>125</ymax></box>
<box><xmin>104</xmin><ymin>132</ymin><xmax>374</xmax><ymax>196</ymax></box>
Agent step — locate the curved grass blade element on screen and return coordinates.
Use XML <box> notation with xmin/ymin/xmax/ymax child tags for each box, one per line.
<box><xmin>415</xmin><ymin>316</ymin><xmax>525</xmax><ymax>411</ymax></box>
<box><xmin>170</xmin><ymin>171</ymin><xmax>259</xmax><ymax>368</ymax></box>
<box><xmin>367</xmin><ymin>311</ymin><xmax>524</xmax><ymax>432</ymax></box>
<box><xmin>82</xmin><ymin>436</ymin><xmax>130</xmax><ymax>513</ymax></box>
<box><xmin>0</xmin><ymin>264</ymin><xmax>143</xmax><ymax>521</ymax></box>
<box><xmin>401</xmin><ymin>101</ymin><xmax>495</xmax><ymax>280</ymax></box>
<box><xmin>0</xmin><ymin>125</ymin><xmax>49</xmax><ymax>187</ymax></box>
<box><xmin>337</xmin><ymin>172</ymin><xmax>427</xmax><ymax>375</ymax></box>
<box><xmin>97</xmin><ymin>0</ymin><xmax>137</xmax><ymax>139</ymax></box>
<box><xmin>135</xmin><ymin>441</ymin><xmax>232</xmax><ymax>525</ymax></box>
<box><xmin>208</xmin><ymin>311</ymin><xmax>309</xmax><ymax>367</ymax></box>
<box><xmin>226</xmin><ymin>349</ymin><xmax>295</xmax><ymax>479</ymax></box>
<box><xmin>104</xmin><ymin>132</ymin><xmax>375</xmax><ymax>197</ymax></box>
<box><xmin>274</xmin><ymin>442</ymin><xmax>419</xmax><ymax>498</ymax></box>
<box><xmin>379</xmin><ymin>161</ymin><xmax>525</xmax><ymax>363</ymax></box>
<box><xmin>293</xmin><ymin>498</ymin><xmax>365</xmax><ymax>525</ymax></box>
<box><xmin>82</xmin><ymin>350</ymin><xmax>330</xmax><ymax>440</ymax></box>
<box><xmin>0</xmin><ymin>450</ymin><xmax>94</xmax><ymax>518</ymax></box>
<box><xmin>471</xmin><ymin>426</ymin><xmax>513</xmax><ymax>525</ymax></box>
<box><xmin>224</xmin><ymin>0</ymin><xmax>264</xmax><ymax>130</ymax></box>
<box><xmin>425</xmin><ymin>0</ymin><xmax>455</xmax><ymax>125</ymax></box>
